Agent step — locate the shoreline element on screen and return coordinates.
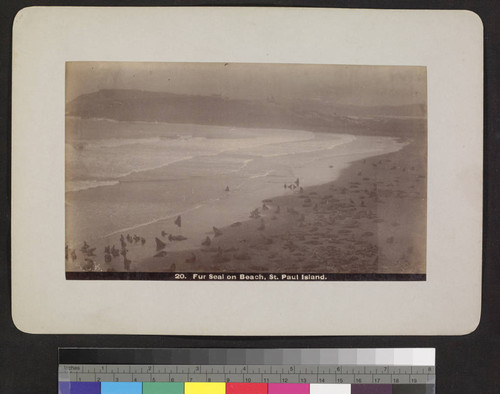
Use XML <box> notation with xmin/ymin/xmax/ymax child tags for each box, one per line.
<box><xmin>66</xmin><ymin>134</ymin><xmax>426</xmax><ymax>275</ymax></box>
<box><xmin>65</xmin><ymin>131</ymin><xmax>396</xmax><ymax>245</ymax></box>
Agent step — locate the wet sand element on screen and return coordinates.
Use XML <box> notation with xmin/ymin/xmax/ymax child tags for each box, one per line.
<box><xmin>66</xmin><ymin>136</ymin><xmax>426</xmax><ymax>275</ymax></box>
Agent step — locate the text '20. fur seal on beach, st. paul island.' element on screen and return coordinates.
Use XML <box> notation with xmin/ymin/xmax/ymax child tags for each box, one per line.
<box><xmin>187</xmin><ymin>273</ymin><xmax>327</xmax><ymax>280</ymax></box>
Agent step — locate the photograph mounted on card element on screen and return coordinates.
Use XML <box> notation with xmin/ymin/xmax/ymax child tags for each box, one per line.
<box><xmin>11</xmin><ymin>7</ymin><xmax>483</xmax><ymax>335</ymax></box>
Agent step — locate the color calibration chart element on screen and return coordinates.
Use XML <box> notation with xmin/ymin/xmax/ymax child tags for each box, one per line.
<box><xmin>59</xmin><ymin>348</ymin><xmax>435</xmax><ymax>393</ymax></box>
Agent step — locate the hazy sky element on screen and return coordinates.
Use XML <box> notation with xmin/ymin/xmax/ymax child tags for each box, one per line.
<box><xmin>66</xmin><ymin>62</ymin><xmax>426</xmax><ymax>107</ymax></box>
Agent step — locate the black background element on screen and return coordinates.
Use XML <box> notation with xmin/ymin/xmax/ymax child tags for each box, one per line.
<box><xmin>1</xmin><ymin>1</ymin><xmax>498</xmax><ymax>392</ymax></box>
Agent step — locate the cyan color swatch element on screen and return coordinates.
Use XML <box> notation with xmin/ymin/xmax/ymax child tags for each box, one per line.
<box><xmin>101</xmin><ymin>382</ymin><xmax>142</xmax><ymax>394</ymax></box>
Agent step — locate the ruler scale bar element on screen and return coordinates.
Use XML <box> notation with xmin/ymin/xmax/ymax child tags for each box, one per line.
<box><xmin>59</xmin><ymin>366</ymin><xmax>435</xmax><ymax>383</ymax></box>
<box><xmin>58</xmin><ymin>349</ymin><xmax>435</xmax><ymax>393</ymax></box>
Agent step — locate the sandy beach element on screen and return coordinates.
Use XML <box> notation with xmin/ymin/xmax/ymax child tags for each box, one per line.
<box><xmin>66</xmin><ymin>133</ymin><xmax>426</xmax><ymax>277</ymax></box>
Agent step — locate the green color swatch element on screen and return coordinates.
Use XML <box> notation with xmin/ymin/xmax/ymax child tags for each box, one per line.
<box><xmin>143</xmin><ymin>382</ymin><xmax>185</xmax><ymax>394</ymax></box>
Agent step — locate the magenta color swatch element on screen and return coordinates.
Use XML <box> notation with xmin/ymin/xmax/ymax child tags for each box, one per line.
<box><xmin>268</xmin><ymin>383</ymin><xmax>309</xmax><ymax>394</ymax></box>
<box><xmin>351</xmin><ymin>384</ymin><xmax>393</xmax><ymax>394</ymax></box>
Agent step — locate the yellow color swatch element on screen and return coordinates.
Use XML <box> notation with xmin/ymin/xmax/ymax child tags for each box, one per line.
<box><xmin>185</xmin><ymin>382</ymin><xmax>226</xmax><ymax>394</ymax></box>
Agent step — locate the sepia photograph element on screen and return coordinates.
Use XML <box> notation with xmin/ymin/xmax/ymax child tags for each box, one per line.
<box><xmin>65</xmin><ymin>62</ymin><xmax>427</xmax><ymax>280</ymax></box>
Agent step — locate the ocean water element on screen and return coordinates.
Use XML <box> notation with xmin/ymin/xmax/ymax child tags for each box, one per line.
<box><xmin>65</xmin><ymin>118</ymin><xmax>401</xmax><ymax>245</ymax></box>
<box><xmin>66</xmin><ymin>118</ymin><xmax>334</xmax><ymax>191</ymax></box>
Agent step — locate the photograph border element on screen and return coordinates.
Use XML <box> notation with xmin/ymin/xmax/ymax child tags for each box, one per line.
<box><xmin>11</xmin><ymin>7</ymin><xmax>482</xmax><ymax>335</ymax></box>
